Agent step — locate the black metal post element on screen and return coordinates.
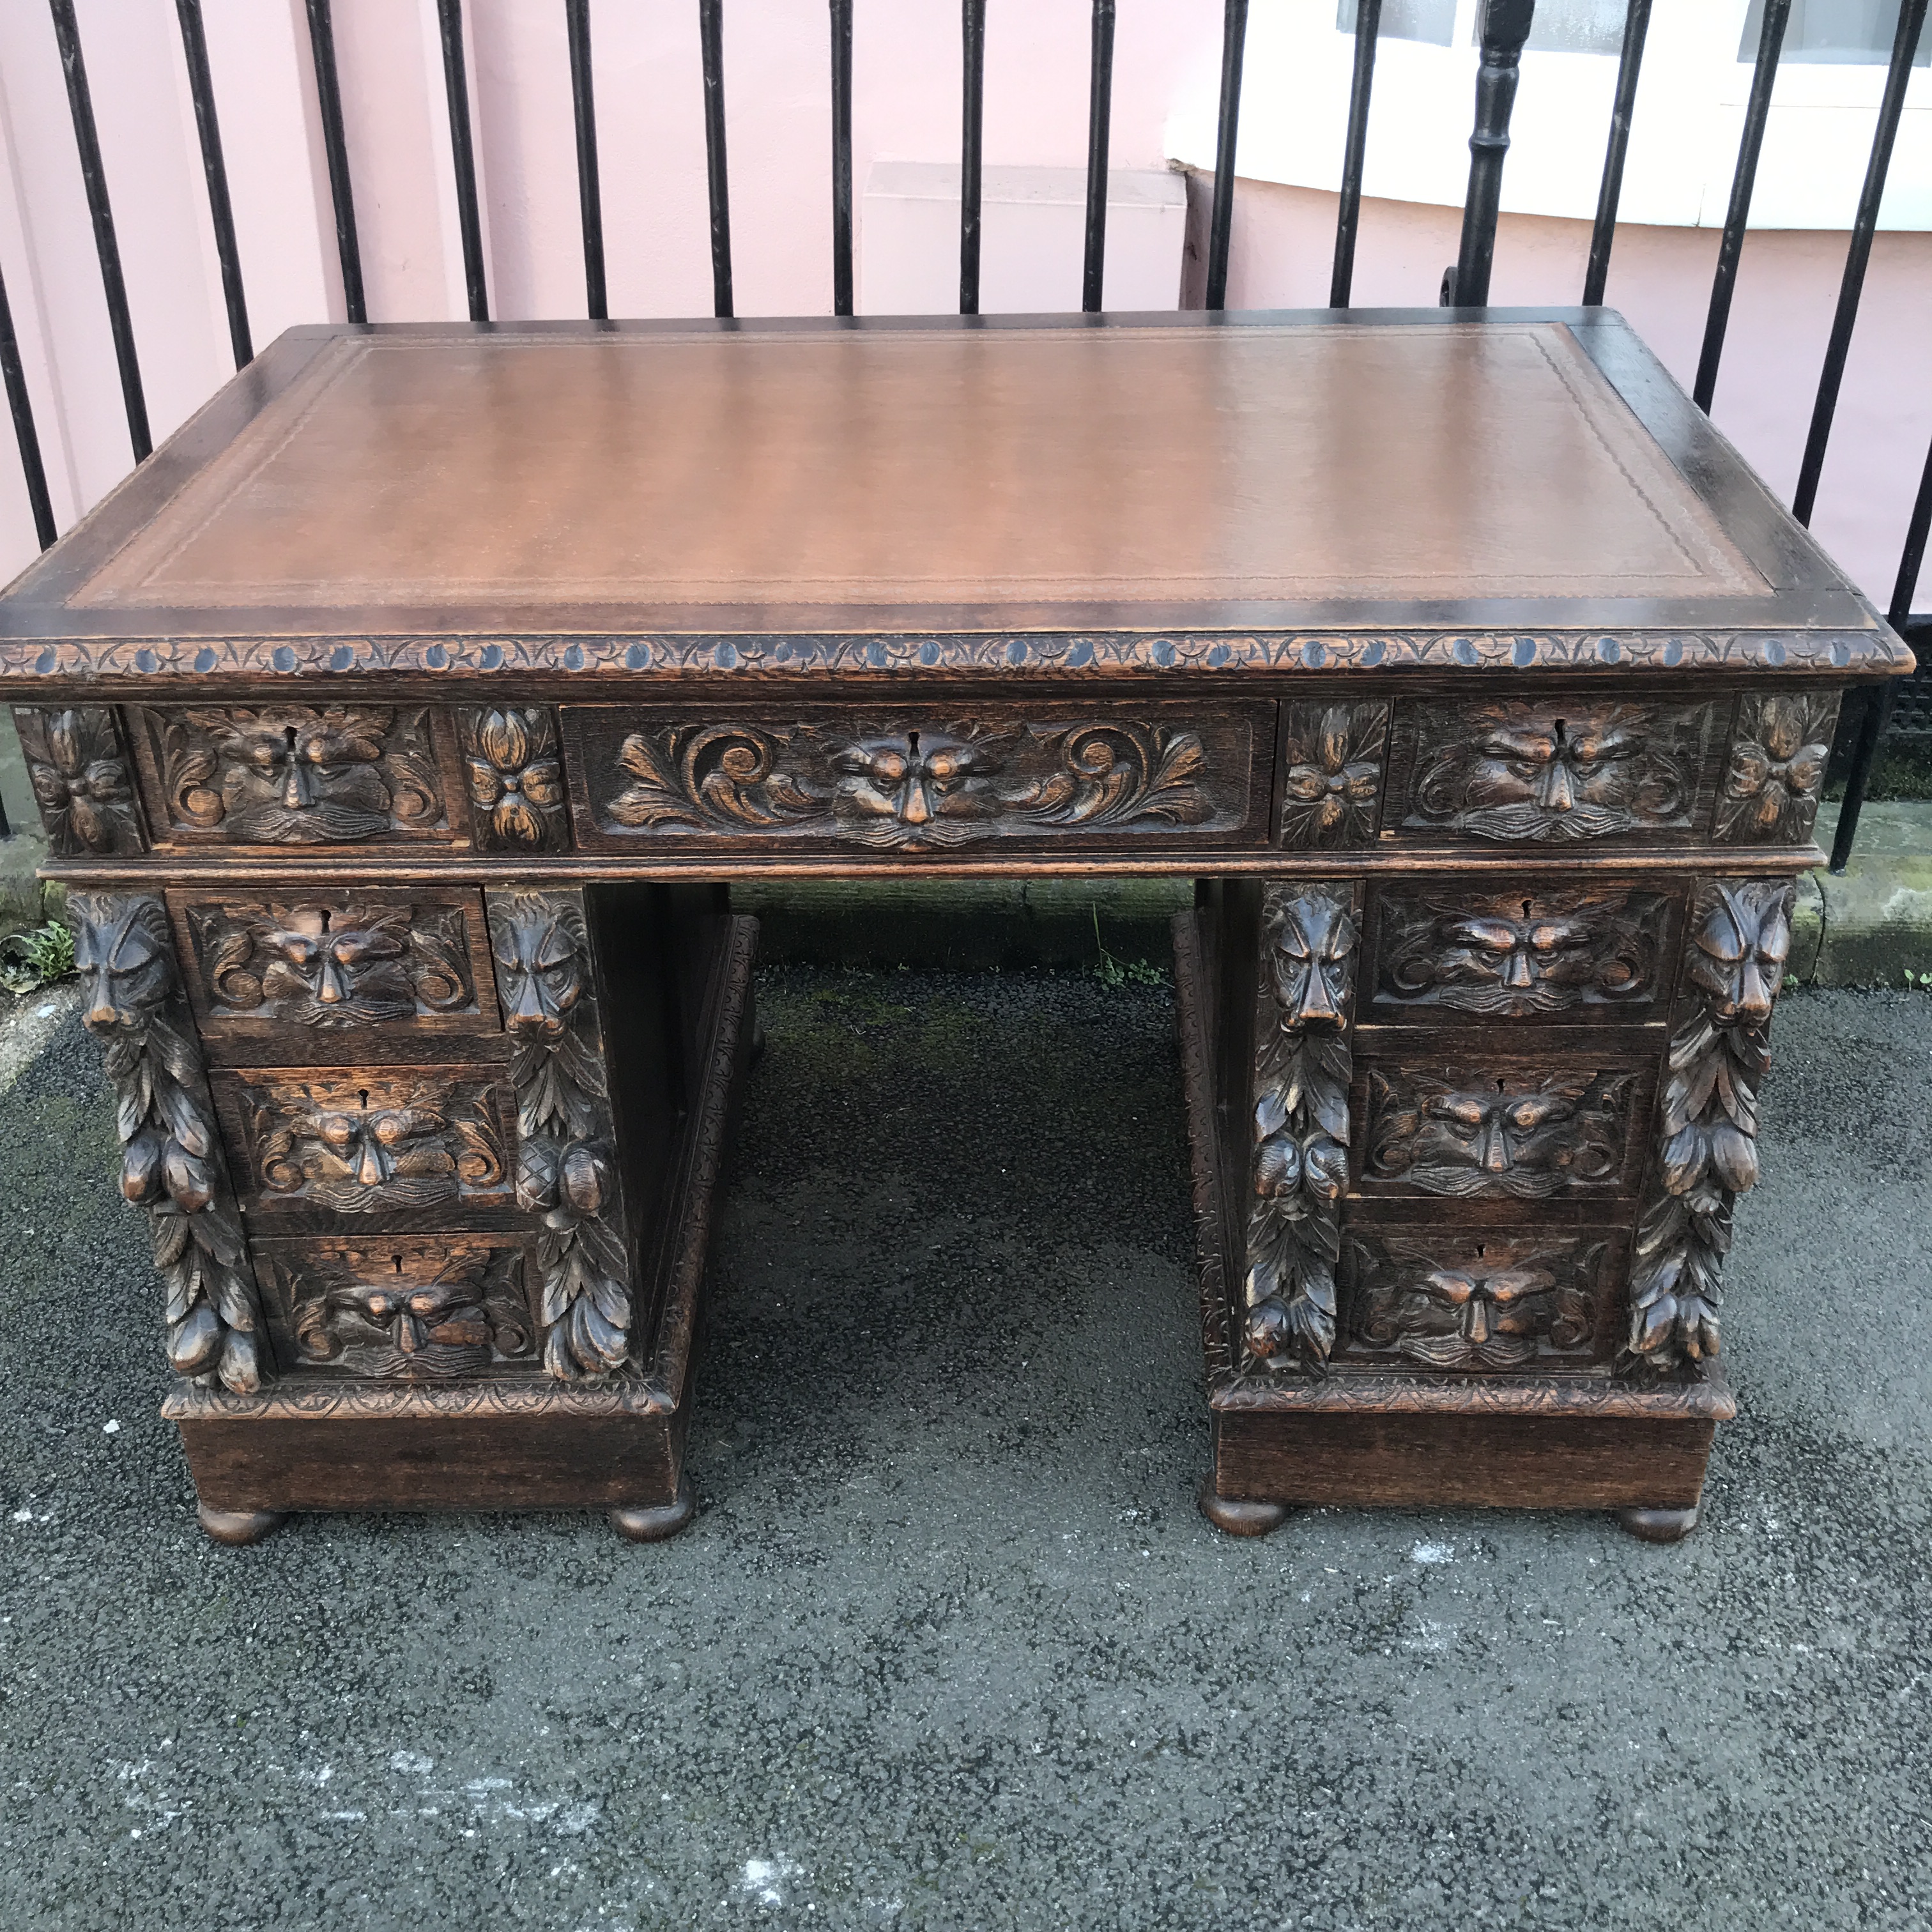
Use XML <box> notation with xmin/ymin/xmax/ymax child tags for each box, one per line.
<box><xmin>1330</xmin><ymin>0</ymin><xmax>1381</xmax><ymax>308</ymax></box>
<box><xmin>176</xmin><ymin>0</ymin><xmax>252</xmax><ymax>367</ymax></box>
<box><xmin>1693</xmin><ymin>0</ymin><xmax>1788</xmax><ymax>411</ymax></box>
<box><xmin>960</xmin><ymin>0</ymin><xmax>986</xmax><ymax>316</ymax></box>
<box><xmin>1447</xmin><ymin>0</ymin><xmax>1535</xmax><ymax>309</ymax></box>
<box><xmin>565</xmin><ymin>0</ymin><xmax>606</xmax><ymax>321</ymax></box>
<box><xmin>1793</xmin><ymin>0</ymin><xmax>1927</xmax><ymax>525</ymax></box>
<box><xmin>49</xmin><ymin>0</ymin><xmax>150</xmax><ymax>463</ymax></box>
<box><xmin>1204</xmin><ymin>0</ymin><xmax>1248</xmax><ymax>311</ymax></box>
<box><xmin>1830</xmin><ymin>434</ymin><xmax>1932</xmax><ymax>873</ymax></box>
<box><xmin>830</xmin><ymin>0</ymin><xmax>854</xmax><ymax>316</ymax></box>
<box><xmin>436</xmin><ymin>0</ymin><xmax>489</xmax><ymax>322</ymax></box>
<box><xmin>700</xmin><ymin>0</ymin><xmax>733</xmax><ymax>319</ymax></box>
<box><xmin>304</xmin><ymin>0</ymin><xmax>366</xmax><ymax>324</ymax></box>
<box><xmin>0</xmin><ymin>259</ymin><xmax>56</xmax><ymax>553</ymax></box>
<box><xmin>1082</xmin><ymin>0</ymin><xmax>1116</xmax><ymax>313</ymax></box>
<box><xmin>1582</xmin><ymin>0</ymin><xmax>1652</xmax><ymax>306</ymax></box>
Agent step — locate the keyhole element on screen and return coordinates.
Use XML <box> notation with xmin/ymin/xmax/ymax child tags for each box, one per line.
<box><xmin>907</xmin><ymin>730</ymin><xmax>921</xmax><ymax>758</ymax></box>
<box><xmin>1521</xmin><ymin>900</ymin><xmax>1533</xmax><ymax>921</ymax></box>
<box><xmin>319</xmin><ymin>908</ymin><xmax>332</xmax><ymax>933</ymax></box>
<box><xmin>1496</xmin><ymin>1078</ymin><xmax>1506</xmax><ymax>1094</ymax></box>
<box><xmin>1553</xmin><ymin>717</ymin><xmax>1567</xmax><ymax>745</ymax></box>
<box><xmin>1475</xmin><ymin>1244</ymin><xmax>1486</xmax><ymax>1259</ymax></box>
<box><xmin>283</xmin><ymin>724</ymin><xmax>298</xmax><ymax>759</ymax></box>
<box><xmin>358</xmin><ymin>1089</ymin><xmax>370</xmax><ymax>1110</ymax></box>
<box><xmin>391</xmin><ymin>1254</ymin><xmax>404</xmax><ymax>1276</ymax></box>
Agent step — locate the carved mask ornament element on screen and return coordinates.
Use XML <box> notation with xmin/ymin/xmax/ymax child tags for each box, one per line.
<box><xmin>261</xmin><ymin>1087</ymin><xmax>469</xmax><ymax>1210</ymax></box>
<box><xmin>1687</xmin><ymin>882</ymin><xmax>1790</xmax><ymax>1027</ymax></box>
<box><xmin>258</xmin><ymin>908</ymin><xmax>411</xmax><ymax>1021</ymax></box>
<box><xmin>1403</xmin><ymin>1261</ymin><xmax>1556</xmax><ymax>1368</ymax></box>
<box><xmin>1370</xmin><ymin>1070</ymin><xmax>1630</xmax><ymax>1200</ymax></box>
<box><xmin>75</xmin><ymin>895</ymin><xmax>173</xmax><ymax>1034</ymax></box>
<box><xmin>829</xmin><ymin>730</ymin><xmax>1004</xmax><ymax>846</ymax></box>
<box><xmin>1438</xmin><ymin>908</ymin><xmax>1593</xmax><ymax>994</ymax></box>
<box><xmin>494</xmin><ymin>901</ymin><xmax>586</xmax><ymax>1041</ymax></box>
<box><xmin>1269</xmin><ymin>889</ymin><xmax>1358</xmax><ymax>1029</ymax></box>
<box><xmin>205</xmin><ymin>710</ymin><xmax>392</xmax><ymax>842</ymax></box>
<box><xmin>295</xmin><ymin>1256</ymin><xmax>533</xmax><ymax>1381</ymax></box>
<box><xmin>1453</xmin><ymin>709</ymin><xmax>1663</xmax><ymax>841</ymax></box>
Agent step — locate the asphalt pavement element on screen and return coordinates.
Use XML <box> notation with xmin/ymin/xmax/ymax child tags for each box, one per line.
<box><xmin>1</xmin><ymin>967</ymin><xmax>1928</xmax><ymax>1931</ymax></box>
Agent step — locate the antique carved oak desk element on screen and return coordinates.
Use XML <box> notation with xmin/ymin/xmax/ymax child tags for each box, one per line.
<box><xmin>0</xmin><ymin>312</ymin><xmax>1906</xmax><ymax>1546</ymax></box>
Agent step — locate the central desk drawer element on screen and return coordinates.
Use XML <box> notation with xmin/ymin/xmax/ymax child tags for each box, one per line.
<box><xmin>560</xmin><ymin>702</ymin><xmax>1274</xmax><ymax>854</ymax></box>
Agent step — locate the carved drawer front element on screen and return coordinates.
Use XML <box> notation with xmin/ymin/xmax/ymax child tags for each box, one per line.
<box><xmin>168</xmin><ymin>888</ymin><xmax>500</xmax><ymax>1047</ymax></box>
<box><xmin>212</xmin><ymin>1065</ymin><xmax>516</xmax><ymax>1222</ymax></box>
<box><xmin>127</xmin><ymin>705</ymin><xmax>457</xmax><ymax>847</ymax></box>
<box><xmin>560</xmin><ymin>702</ymin><xmax>1273</xmax><ymax>853</ymax></box>
<box><xmin>251</xmin><ymin>1232</ymin><xmax>538</xmax><ymax>1381</ymax></box>
<box><xmin>1350</xmin><ymin>1046</ymin><xmax>1655</xmax><ymax>1202</ymax></box>
<box><xmin>1362</xmin><ymin>877</ymin><xmax>1683</xmax><ymax>1025</ymax></box>
<box><xmin>1341</xmin><ymin>1224</ymin><xmax>1627</xmax><ymax>1371</ymax></box>
<box><xmin>1383</xmin><ymin>694</ymin><xmax>1724</xmax><ymax>846</ymax></box>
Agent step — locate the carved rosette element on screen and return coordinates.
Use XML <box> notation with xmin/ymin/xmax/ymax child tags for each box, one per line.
<box><xmin>1276</xmin><ymin>701</ymin><xmax>1387</xmax><ymax>848</ymax></box>
<box><xmin>457</xmin><ymin>706</ymin><xmax>571</xmax><ymax>852</ymax></box>
<box><xmin>68</xmin><ymin>894</ymin><xmax>264</xmax><ymax>1393</ymax></box>
<box><xmin>486</xmin><ymin>889</ymin><xmax>632</xmax><ymax>1379</ymax></box>
<box><xmin>1623</xmin><ymin>879</ymin><xmax>1793</xmax><ymax>1376</ymax></box>
<box><xmin>1243</xmin><ymin>882</ymin><xmax>1361</xmax><ymax>1372</ymax></box>
<box><xmin>14</xmin><ymin>705</ymin><xmax>144</xmax><ymax>855</ymax></box>
<box><xmin>602</xmin><ymin>717</ymin><xmax>1216</xmax><ymax>848</ymax></box>
<box><xmin>1716</xmin><ymin>691</ymin><xmax>1838</xmax><ymax>843</ymax></box>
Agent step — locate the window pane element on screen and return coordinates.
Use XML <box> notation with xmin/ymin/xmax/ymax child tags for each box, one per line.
<box><xmin>1336</xmin><ymin>0</ymin><xmax>1457</xmax><ymax>47</ymax></box>
<box><xmin>1738</xmin><ymin>0</ymin><xmax>1932</xmax><ymax>65</ymax></box>
<box><xmin>1522</xmin><ymin>0</ymin><xmax>1630</xmax><ymax>56</ymax></box>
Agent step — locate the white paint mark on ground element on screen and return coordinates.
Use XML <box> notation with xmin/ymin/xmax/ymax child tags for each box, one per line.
<box><xmin>101</xmin><ymin>1420</ymin><xmax>119</xmax><ymax>1434</ymax></box>
<box><xmin>390</xmin><ymin>1750</ymin><xmax>435</xmax><ymax>1775</ymax></box>
<box><xmin>1411</xmin><ymin>1541</ymin><xmax>1455</xmax><ymax>1565</ymax></box>
<box><xmin>1403</xmin><ymin>1618</ymin><xmax>1457</xmax><ymax>1654</ymax></box>
<box><xmin>739</xmin><ymin>1855</ymin><xmax>802</xmax><ymax>1907</ymax></box>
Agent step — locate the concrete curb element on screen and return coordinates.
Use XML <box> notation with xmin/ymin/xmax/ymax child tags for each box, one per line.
<box><xmin>1801</xmin><ymin>802</ymin><xmax>1932</xmax><ymax>990</ymax></box>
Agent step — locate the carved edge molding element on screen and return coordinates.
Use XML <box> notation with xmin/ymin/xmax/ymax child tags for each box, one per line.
<box><xmin>1213</xmin><ymin>1364</ymin><xmax>1735</xmax><ymax>1420</ymax></box>
<box><xmin>484</xmin><ymin>887</ymin><xmax>634</xmax><ymax>1379</ymax></box>
<box><xmin>1622</xmin><ymin>877</ymin><xmax>1793</xmax><ymax>1379</ymax></box>
<box><xmin>1171</xmin><ymin>913</ymin><xmax>1239</xmax><ymax>1389</ymax></box>
<box><xmin>0</xmin><ymin>628</ymin><xmax>1904</xmax><ymax>689</ymax></box>
<box><xmin>1242</xmin><ymin>880</ymin><xmax>1361</xmax><ymax>1374</ymax></box>
<box><xmin>162</xmin><ymin>1373</ymin><xmax>675</xmax><ymax>1422</ymax></box>
<box><xmin>68</xmin><ymin>893</ymin><xmax>266</xmax><ymax>1393</ymax></box>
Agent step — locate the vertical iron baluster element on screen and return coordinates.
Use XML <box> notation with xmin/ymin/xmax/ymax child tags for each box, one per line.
<box><xmin>1582</xmin><ymin>0</ymin><xmax>1652</xmax><ymax>306</ymax></box>
<box><xmin>304</xmin><ymin>0</ymin><xmax>365</xmax><ymax>324</ymax></box>
<box><xmin>700</xmin><ymin>0</ymin><xmax>733</xmax><ymax>319</ymax></box>
<box><xmin>1446</xmin><ymin>0</ymin><xmax>1535</xmax><ymax>309</ymax></box>
<box><xmin>49</xmin><ymin>0</ymin><xmax>150</xmax><ymax>462</ymax></box>
<box><xmin>565</xmin><ymin>0</ymin><xmax>606</xmax><ymax>321</ymax></box>
<box><xmin>1830</xmin><ymin>436</ymin><xmax>1932</xmax><ymax>873</ymax></box>
<box><xmin>830</xmin><ymin>0</ymin><xmax>854</xmax><ymax>316</ymax></box>
<box><xmin>176</xmin><ymin>0</ymin><xmax>252</xmax><ymax>367</ymax></box>
<box><xmin>1082</xmin><ymin>0</ymin><xmax>1115</xmax><ymax>314</ymax></box>
<box><xmin>960</xmin><ymin>0</ymin><xmax>986</xmax><ymax>316</ymax></box>
<box><xmin>1793</xmin><ymin>0</ymin><xmax>1928</xmax><ymax>525</ymax></box>
<box><xmin>1692</xmin><ymin>0</ymin><xmax>1788</xmax><ymax>411</ymax></box>
<box><xmin>0</xmin><ymin>259</ymin><xmax>57</xmax><ymax>551</ymax></box>
<box><xmin>1330</xmin><ymin>0</ymin><xmax>1382</xmax><ymax>308</ymax></box>
<box><xmin>436</xmin><ymin>0</ymin><xmax>489</xmax><ymax>322</ymax></box>
<box><xmin>1204</xmin><ymin>0</ymin><xmax>1248</xmax><ymax>312</ymax></box>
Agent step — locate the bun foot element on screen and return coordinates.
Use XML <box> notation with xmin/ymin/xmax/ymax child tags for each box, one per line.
<box><xmin>197</xmin><ymin>1503</ymin><xmax>287</xmax><ymax>1546</ymax></box>
<box><xmin>1199</xmin><ymin>1474</ymin><xmax>1288</xmax><ymax>1537</ymax></box>
<box><xmin>610</xmin><ymin>1478</ymin><xmax>695</xmax><ymax>1542</ymax></box>
<box><xmin>1618</xmin><ymin>1505</ymin><xmax>1699</xmax><ymax>1544</ymax></box>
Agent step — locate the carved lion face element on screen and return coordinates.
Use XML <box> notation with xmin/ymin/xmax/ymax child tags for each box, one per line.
<box><xmin>1689</xmin><ymin>882</ymin><xmax>1791</xmax><ymax>1025</ymax></box>
<box><xmin>70</xmin><ymin>894</ymin><xmax>174</xmax><ymax>1036</ymax></box>
<box><xmin>494</xmin><ymin>898</ymin><xmax>586</xmax><ymax>1040</ymax></box>
<box><xmin>1267</xmin><ymin>891</ymin><xmax>1358</xmax><ymax>1028</ymax></box>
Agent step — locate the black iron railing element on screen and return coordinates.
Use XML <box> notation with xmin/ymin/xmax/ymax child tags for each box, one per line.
<box><xmin>2</xmin><ymin>0</ymin><xmax>1928</xmax><ymax>864</ymax></box>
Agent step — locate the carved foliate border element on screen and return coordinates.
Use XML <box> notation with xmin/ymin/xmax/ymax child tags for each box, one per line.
<box><xmin>68</xmin><ymin>893</ymin><xmax>267</xmax><ymax>1392</ymax></box>
<box><xmin>0</xmin><ymin>626</ymin><xmax>1905</xmax><ymax>691</ymax></box>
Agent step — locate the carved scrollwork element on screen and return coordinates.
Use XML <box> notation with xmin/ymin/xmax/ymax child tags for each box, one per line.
<box><xmin>1624</xmin><ymin>879</ymin><xmax>1792</xmax><ymax>1376</ymax></box>
<box><xmin>1716</xmin><ymin>691</ymin><xmax>1839</xmax><ymax>843</ymax></box>
<box><xmin>1351</xmin><ymin>1233</ymin><xmax>1602</xmax><ymax>1369</ymax></box>
<box><xmin>1370</xmin><ymin>883</ymin><xmax>1671</xmax><ymax>1018</ymax></box>
<box><xmin>280</xmin><ymin>1241</ymin><xmax>535</xmax><ymax>1381</ymax></box>
<box><xmin>237</xmin><ymin>1072</ymin><xmax>509</xmax><ymax>1213</ymax></box>
<box><xmin>13</xmin><ymin>705</ymin><xmax>144</xmax><ymax>855</ymax></box>
<box><xmin>456</xmin><ymin>705</ymin><xmax>571</xmax><ymax>851</ymax></box>
<box><xmin>142</xmin><ymin>705</ymin><xmax>447</xmax><ymax>843</ymax></box>
<box><xmin>68</xmin><ymin>893</ymin><xmax>264</xmax><ymax>1393</ymax></box>
<box><xmin>1398</xmin><ymin>697</ymin><xmax>1712</xmax><ymax>843</ymax></box>
<box><xmin>1242</xmin><ymin>882</ymin><xmax>1361</xmax><ymax>1373</ymax></box>
<box><xmin>487</xmin><ymin>889</ymin><xmax>632</xmax><ymax>1379</ymax></box>
<box><xmin>599</xmin><ymin>717</ymin><xmax>1218</xmax><ymax>848</ymax></box>
<box><xmin>1276</xmin><ymin>701</ymin><xmax>1388</xmax><ymax>848</ymax></box>
<box><xmin>181</xmin><ymin>898</ymin><xmax>477</xmax><ymax>1029</ymax></box>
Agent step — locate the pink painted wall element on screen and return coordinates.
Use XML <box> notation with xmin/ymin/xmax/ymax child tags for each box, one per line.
<box><xmin>0</xmin><ymin>0</ymin><xmax>1924</xmax><ymax>615</ymax></box>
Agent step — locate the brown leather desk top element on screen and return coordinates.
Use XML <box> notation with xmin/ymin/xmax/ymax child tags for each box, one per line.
<box><xmin>0</xmin><ymin>310</ymin><xmax>1906</xmax><ymax>688</ymax></box>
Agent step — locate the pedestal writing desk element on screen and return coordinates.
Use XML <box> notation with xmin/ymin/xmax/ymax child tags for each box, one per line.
<box><xmin>0</xmin><ymin>311</ymin><xmax>1907</xmax><ymax>1545</ymax></box>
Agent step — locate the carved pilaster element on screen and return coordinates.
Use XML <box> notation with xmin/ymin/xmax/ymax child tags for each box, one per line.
<box><xmin>1623</xmin><ymin>878</ymin><xmax>1793</xmax><ymax>1376</ymax></box>
<box><xmin>486</xmin><ymin>889</ymin><xmax>633</xmax><ymax>1379</ymax></box>
<box><xmin>1243</xmin><ymin>880</ymin><xmax>1361</xmax><ymax>1372</ymax></box>
<box><xmin>68</xmin><ymin>893</ymin><xmax>264</xmax><ymax>1392</ymax></box>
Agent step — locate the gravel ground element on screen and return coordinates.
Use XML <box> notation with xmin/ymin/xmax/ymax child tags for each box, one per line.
<box><xmin>0</xmin><ymin>969</ymin><xmax>1928</xmax><ymax>1931</ymax></box>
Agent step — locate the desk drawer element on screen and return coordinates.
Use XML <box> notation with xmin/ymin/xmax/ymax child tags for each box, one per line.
<box><xmin>561</xmin><ymin>702</ymin><xmax>1273</xmax><ymax>854</ymax></box>
<box><xmin>1381</xmin><ymin>694</ymin><xmax>1726</xmax><ymax>847</ymax></box>
<box><xmin>212</xmin><ymin>1064</ymin><xmax>517</xmax><ymax>1226</ymax></box>
<box><xmin>167</xmin><ymin>887</ymin><xmax>500</xmax><ymax>1051</ymax></box>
